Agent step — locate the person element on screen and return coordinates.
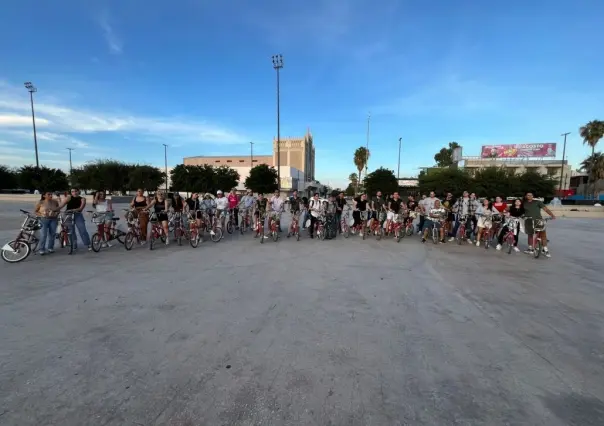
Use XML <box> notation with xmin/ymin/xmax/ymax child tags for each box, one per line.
<box><xmin>215</xmin><ymin>190</ymin><xmax>229</xmax><ymax>233</ymax></box>
<box><xmin>370</xmin><ymin>191</ymin><xmax>386</xmax><ymax>230</ymax></box>
<box><xmin>387</xmin><ymin>192</ymin><xmax>404</xmax><ymax>234</ymax></box>
<box><xmin>449</xmin><ymin>191</ymin><xmax>480</xmax><ymax>242</ymax></box>
<box><xmin>442</xmin><ymin>193</ymin><xmax>456</xmax><ymax>236</ymax></box>
<box><xmin>185</xmin><ymin>192</ymin><xmax>202</xmax><ymax>229</ymax></box>
<box><xmin>268</xmin><ymin>190</ymin><xmax>284</xmax><ymax>232</ymax></box>
<box><xmin>239</xmin><ymin>189</ymin><xmax>255</xmax><ymax>228</ymax></box>
<box><xmin>35</xmin><ymin>192</ymin><xmax>61</xmax><ymax>255</ymax></box>
<box><xmin>523</xmin><ymin>192</ymin><xmax>556</xmax><ymax>257</ymax></box>
<box><xmin>496</xmin><ymin>198</ymin><xmax>524</xmax><ymax>251</ymax></box>
<box><xmin>324</xmin><ymin>194</ymin><xmax>338</xmax><ymax>239</ymax></box>
<box><xmin>417</xmin><ymin>193</ymin><xmax>432</xmax><ymax>234</ymax></box>
<box><xmin>335</xmin><ymin>192</ymin><xmax>347</xmax><ymax>233</ymax></box>
<box><xmin>300</xmin><ymin>196</ymin><xmax>309</xmax><ymax>229</ymax></box>
<box><xmin>352</xmin><ymin>193</ymin><xmax>368</xmax><ymax>236</ymax></box>
<box><xmin>64</xmin><ymin>187</ymin><xmax>91</xmax><ymax>251</ymax></box>
<box><xmin>493</xmin><ymin>196</ymin><xmax>507</xmax><ymax>213</ymax></box>
<box><xmin>421</xmin><ymin>199</ymin><xmax>447</xmax><ymax>243</ymax></box>
<box><xmin>172</xmin><ymin>192</ymin><xmax>185</xmax><ymax>213</ymax></box>
<box><xmin>228</xmin><ymin>189</ymin><xmax>239</xmax><ymax>229</ymax></box>
<box><xmin>146</xmin><ymin>190</ymin><xmax>170</xmax><ymax>245</ymax></box>
<box><xmin>254</xmin><ymin>193</ymin><xmax>268</xmax><ymax>238</ymax></box>
<box><xmin>130</xmin><ymin>189</ymin><xmax>148</xmax><ymax>244</ymax></box>
<box><xmin>474</xmin><ymin>198</ymin><xmax>499</xmax><ymax>247</ymax></box>
<box><xmin>406</xmin><ymin>195</ymin><xmax>418</xmax><ymax>230</ymax></box>
<box><xmin>308</xmin><ymin>192</ymin><xmax>324</xmax><ymax>238</ymax></box>
<box><xmin>93</xmin><ymin>190</ymin><xmax>114</xmax><ymax>247</ymax></box>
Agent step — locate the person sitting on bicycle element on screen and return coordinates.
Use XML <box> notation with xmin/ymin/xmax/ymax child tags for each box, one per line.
<box><xmin>146</xmin><ymin>191</ymin><xmax>170</xmax><ymax>245</ymax></box>
<box><xmin>239</xmin><ymin>189</ymin><xmax>255</xmax><ymax>226</ymax></box>
<box><xmin>254</xmin><ymin>193</ymin><xmax>268</xmax><ymax>238</ymax></box>
<box><xmin>268</xmin><ymin>190</ymin><xmax>284</xmax><ymax>232</ymax></box>
<box><xmin>93</xmin><ymin>190</ymin><xmax>114</xmax><ymax>248</ymax></box>
<box><xmin>386</xmin><ymin>192</ymin><xmax>404</xmax><ymax>233</ymax></box>
<box><xmin>523</xmin><ymin>192</ymin><xmax>556</xmax><ymax>257</ymax></box>
<box><xmin>228</xmin><ymin>189</ymin><xmax>240</xmax><ymax>230</ymax></box>
<box><xmin>352</xmin><ymin>193</ymin><xmax>368</xmax><ymax>237</ymax></box>
<box><xmin>496</xmin><ymin>199</ymin><xmax>524</xmax><ymax>251</ymax></box>
<box><xmin>474</xmin><ymin>198</ymin><xmax>500</xmax><ymax>247</ymax></box>
<box><xmin>185</xmin><ymin>192</ymin><xmax>202</xmax><ymax>228</ymax></box>
<box><xmin>215</xmin><ymin>190</ymin><xmax>229</xmax><ymax>231</ymax></box>
<box><xmin>369</xmin><ymin>191</ymin><xmax>386</xmax><ymax>230</ymax></box>
<box><xmin>172</xmin><ymin>192</ymin><xmax>185</xmax><ymax>213</ymax></box>
<box><xmin>308</xmin><ymin>192</ymin><xmax>324</xmax><ymax>239</ymax></box>
<box><xmin>130</xmin><ymin>189</ymin><xmax>149</xmax><ymax>244</ymax></box>
<box><xmin>421</xmin><ymin>199</ymin><xmax>447</xmax><ymax>243</ymax></box>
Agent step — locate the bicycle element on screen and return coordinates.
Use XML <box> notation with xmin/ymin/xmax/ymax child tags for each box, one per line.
<box><xmin>226</xmin><ymin>209</ymin><xmax>235</xmax><ymax>234</ymax></box>
<box><xmin>203</xmin><ymin>208</ymin><xmax>223</xmax><ymax>242</ymax></box>
<box><xmin>428</xmin><ymin>218</ymin><xmax>446</xmax><ymax>244</ymax></box>
<box><xmin>172</xmin><ymin>211</ymin><xmax>190</xmax><ymax>246</ymax></box>
<box><xmin>524</xmin><ymin>217</ymin><xmax>552</xmax><ymax>259</ymax></box>
<box><xmin>340</xmin><ymin>207</ymin><xmax>352</xmax><ymax>238</ymax></box>
<box><xmin>351</xmin><ymin>210</ymin><xmax>368</xmax><ymax>239</ymax></box>
<box><xmin>123</xmin><ymin>208</ymin><xmax>144</xmax><ymax>250</ymax></box>
<box><xmin>267</xmin><ymin>211</ymin><xmax>281</xmax><ymax>242</ymax></box>
<box><xmin>287</xmin><ymin>210</ymin><xmax>301</xmax><ymax>241</ymax></box>
<box><xmin>239</xmin><ymin>207</ymin><xmax>252</xmax><ymax>234</ymax></box>
<box><xmin>314</xmin><ymin>214</ymin><xmax>327</xmax><ymax>240</ymax></box>
<box><xmin>1</xmin><ymin>210</ymin><xmax>41</xmax><ymax>263</ymax></box>
<box><xmin>187</xmin><ymin>210</ymin><xmax>202</xmax><ymax>248</ymax></box>
<box><xmin>502</xmin><ymin>217</ymin><xmax>521</xmax><ymax>254</ymax></box>
<box><xmin>405</xmin><ymin>211</ymin><xmax>417</xmax><ymax>236</ymax></box>
<box><xmin>256</xmin><ymin>212</ymin><xmax>267</xmax><ymax>242</ymax></box>
<box><xmin>89</xmin><ymin>211</ymin><xmax>126</xmax><ymax>252</ymax></box>
<box><xmin>385</xmin><ymin>212</ymin><xmax>405</xmax><ymax>243</ymax></box>
<box><xmin>148</xmin><ymin>212</ymin><xmax>168</xmax><ymax>250</ymax></box>
<box><xmin>455</xmin><ymin>214</ymin><xmax>470</xmax><ymax>245</ymax></box>
<box><xmin>57</xmin><ymin>210</ymin><xmax>76</xmax><ymax>253</ymax></box>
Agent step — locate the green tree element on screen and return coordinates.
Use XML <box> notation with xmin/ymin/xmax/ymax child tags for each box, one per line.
<box><xmin>353</xmin><ymin>147</ymin><xmax>370</xmax><ymax>193</ymax></box>
<box><xmin>71</xmin><ymin>160</ymin><xmax>131</xmax><ymax>192</ymax></box>
<box><xmin>345</xmin><ymin>183</ymin><xmax>355</xmax><ymax>196</ymax></box>
<box><xmin>18</xmin><ymin>165</ymin><xmax>69</xmax><ymax>191</ymax></box>
<box><xmin>128</xmin><ymin>165</ymin><xmax>165</xmax><ymax>192</ymax></box>
<box><xmin>580</xmin><ymin>120</ymin><xmax>604</xmax><ymax>196</ymax></box>
<box><xmin>581</xmin><ymin>152</ymin><xmax>604</xmax><ymax>196</ymax></box>
<box><xmin>348</xmin><ymin>172</ymin><xmax>358</xmax><ymax>187</ymax></box>
<box><xmin>434</xmin><ymin>141</ymin><xmax>460</xmax><ymax>167</ymax></box>
<box><xmin>0</xmin><ymin>165</ymin><xmax>18</xmax><ymax>189</ymax></box>
<box><xmin>470</xmin><ymin>167</ymin><xmax>515</xmax><ymax>197</ymax></box>
<box><xmin>364</xmin><ymin>167</ymin><xmax>398</xmax><ymax>196</ymax></box>
<box><xmin>213</xmin><ymin>165</ymin><xmax>240</xmax><ymax>193</ymax></box>
<box><xmin>245</xmin><ymin>164</ymin><xmax>278</xmax><ymax>194</ymax></box>
<box><xmin>418</xmin><ymin>167</ymin><xmax>472</xmax><ymax>196</ymax></box>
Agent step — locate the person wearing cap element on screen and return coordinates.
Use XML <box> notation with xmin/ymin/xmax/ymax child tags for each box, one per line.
<box><xmin>215</xmin><ymin>190</ymin><xmax>229</xmax><ymax>235</ymax></box>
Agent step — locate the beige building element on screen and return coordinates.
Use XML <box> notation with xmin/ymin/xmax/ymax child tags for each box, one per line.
<box><xmin>272</xmin><ymin>128</ymin><xmax>315</xmax><ymax>181</ymax></box>
<box><xmin>183</xmin><ymin>155</ymin><xmax>273</xmax><ymax>168</ymax></box>
<box><xmin>463</xmin><ymin>158</ymin><xmax>571</xmax><ymax>189</ymax></box>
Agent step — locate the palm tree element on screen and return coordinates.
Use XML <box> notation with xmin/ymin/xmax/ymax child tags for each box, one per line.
<box><xmin>348</xmin><ymin>172</ymin><xmax>358</xmax><ymax>185</ymax></box>
<box><xmin>580</xmin><ymin>120</ymin><xmax>604</xmax><ymax>195</ymax></box>
<box><xmin>580</xmin><ymin>152</ymin><xmax>604</xmax><ymax>197</ymax></box>
<box><xmin>353</xmin><ymin>147</ymin><xmax>370</xmax><ymax>193</ymax></box>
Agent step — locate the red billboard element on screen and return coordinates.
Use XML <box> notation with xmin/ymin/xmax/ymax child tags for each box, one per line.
<box><xmin>480</xmin><ymin>143</ymin><xmax>557</xmax><ymax>158</ymax></box>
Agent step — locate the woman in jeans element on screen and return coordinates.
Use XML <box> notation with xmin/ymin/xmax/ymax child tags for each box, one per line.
<box><xmin>496</xmin><ymin>199</ymin><xmax>525</xmax><ymax>252</ymax></box>
<box><xmin>35</xmin><ymin>192</ymin><xmax>61</xmax><ymax>255</ymax></box>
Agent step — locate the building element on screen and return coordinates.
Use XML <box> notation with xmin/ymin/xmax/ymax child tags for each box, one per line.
<box><xmin>462</xmin><ymin>157</ymin><xmax>571</xmax><ymax>190</ymax></box>
<box><xmin>182</xmin><ymin>128</ymin><xmax>316</xmax><ymax>193</ymax></box>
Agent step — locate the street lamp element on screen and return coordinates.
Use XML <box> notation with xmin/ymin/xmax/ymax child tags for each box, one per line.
<box><xmin>559</xmin><ymin>132</ymin><xmax>570</xmax><ymax>193</ymax></box>
<box><xmin>66</xmin><ymin>148</ymin><xmax>74</xmax><ymax>178</ymax></box>
<box><xmin>365</xmin><ymin>112</ymin><xmax>371</xmax><ymax>176</ymax></box>
<box><xmin>250</xmin><ymin>141</ymin><xmax>254</xmax><ymax>167</ymax></box>
<box><xmin>272</xmin><ymin>54</ymin><xmax>283</xmax><ymax>192</ymax></box>
<box><xmin>24</xmin><ymin>82</ymin><xmax>40</xmax><ymax>169</ymax></box>
<box><xmin>397</xmin><ymin>137</ymin><xmax>402</xmax><ymax>180</ymax></box>
<box><xmin>162</xmin><ymin>144</ymin><xmax>168</xmax><ymax>192</ymax></box>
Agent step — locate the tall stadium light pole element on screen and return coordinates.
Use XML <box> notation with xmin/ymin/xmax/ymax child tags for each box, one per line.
<box><xmin>559</xmin><ymin>132</ymin><xmax>570</xmax><ymax>193</ymax></box>
<box><xmin>365</xmin><ymin>112</ymin><xmax>371</xmax><ymax>176</ymax></box>
<box><xmin>162</xmin><ymin>144</ymin><xmax>168</xmax><ymax>192</ymax></box>
<box><xmin>24</xmin><ymin>82</ymin><xmax>40</xmax><ymax>169</ymax></box>
<box><xmin>272</xmin><ymin>54</ymin><xmax>283</xmax><ymax>192</ymax></box>
<box><xmin>397</xmin><ymin>137</ymin><xmax>402</xmax><ymax>180</ymax></box>
<box><xmin>250</xmin><ymin>141</ymin><xmax>254</xmax><ymax>167</ymax></box>
<box><xmin>66</xmin><ymin>148</ymin><xmax>74</xmax><ymax>176</ymax></box>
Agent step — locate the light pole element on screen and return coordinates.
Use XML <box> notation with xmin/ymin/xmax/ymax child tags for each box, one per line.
<box><xmin>24</xmin><ymin>82</ymin><xmax>40</xmax><ymax>169</ymax></box>
<box><xmin>272</xmin><ymin>54</ymin><xmax>283</xmax><ymax>192</ymax></box>
<box><xmin>66</xmin><ymin>148</ymin><xmax>74</xmax><ymax>177</ymax></box>
<box><xmin>365</xmin><ymin>112</ymin><xmax>371</xmax><ymax>176</ymax></box>
<box><xmin>397</xmin><ymin>137</ymin><xmax>402</xmax><ymax>180</ymax></box>
<box><xmin>559</xmin><ymin>132</ymin><xmax>570</xmax><ymax>193</ymax></box>
<box><xmin>250</xmin><ymin>141</ymin><xmax>254</xmax><ymax>167</ymax></box>
<box><xmin>162</xmin><ymin>144</ymin><xmax>168</xmax><ymax>192</ymax></box>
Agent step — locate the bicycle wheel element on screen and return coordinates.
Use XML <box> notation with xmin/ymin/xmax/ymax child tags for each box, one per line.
<box><xmin>1</xmin><ymin>240</ymin><xmax>31</xmax><ymax>263</ymax></box>
<box><xmin>175</xmin><ymin>228</ymin><xmax>182</xmax><ymax>246</ymax></box>
<box><xmin>116</xmin><ymin>229</ymin><xmax>125</xmax><ymax>244</ymax></box>
<box><xmin>59</xmin><ymin>230</ymin><xmax>68</xmax><ymax>248</ymax></box>
<box><xmin>149</xmin><ymin>232</ymin><xmax>155</xmax><ymax>250</ymax></box>
<box><xmin>432</xmin><ymin>229</ymin><xmax>438</xmax><ymax>244</ymax></box>
<box><xmin>226</xmin><ymin>221</ymin><xmax>234</xmax><ymax>234</ymax></box>
<box><xmin>456</xmin><ymin>227</ymin><xmax>464</xmax><ymax>245</ymax></box>
<box><xmin>124</xmin><ymin>232</ymin><xmax>135</xmax><ymax>250</ymax></box>
<box><xmin>375</xmin><ymin>226</ymin><xmax>383</xmax><ymax>241</ymax></box>
<box><xmin>272</xmin><ymin>227</ymin><xmax>279</xmax><ymax>242</ymax></box>
<box><xmin>406</xmin><ymin>225</ymin><xmax>414</xmax><ymax>236</ymax></box>
<box><xmin>189</xmin><ymin>229</ymin><xmax>199</xmax><ymax>248</ymax></box>
<box><xmin>534</xmin><ymin>238</ymin><xmax>541</xmax><ymax>259</ymax></box>
<box><xmin>91</xmin><ymin>233</ymin><xmax>103</xmax><ymax>252</ymax></box>
<box><xmin>506</xmin><ymin>235</ymin><xmax>514</xmax><ymax>254</ymax></box>
<box><xmin>211</xmin><ymin>227</ymin><xmax>222</xmax><ymax>243</ymax></box>
<box><xmin>67</xmin><ymin>230</ymin><xmax>74</xmax><ymax>255</ymax></box>
<box><xmin>342</xmin><ymin>224</ymin><xmax>349</xmax><ymax>239</ymax></box>
<box><xmin>395</xmin><ymin>229</ymin><xmax>401</xmax><ymax>243</ymax></box>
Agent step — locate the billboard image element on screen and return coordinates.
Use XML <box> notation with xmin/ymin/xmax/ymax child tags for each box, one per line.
<box><xmin>480</xmin><ymin>143</ymin><xmax>556</xmax><ymax>158</ymax></box>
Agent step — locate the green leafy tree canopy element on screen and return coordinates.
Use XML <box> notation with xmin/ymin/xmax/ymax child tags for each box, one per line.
<box><xmin>434</xmin><ymin>141</ymin><xmax>460</xmax><ymax>167</ymax></box>
<box><xmin>0</xmin><ymin>165</ymin><xmax>18</xmax><ymax>190</ymax></box>
<box><xmin>245</xmin><ymin>164</ymin><xmax>278</xmax><ymax>194</ymax></box>
<box><xmin>364</xmin><ymin>167</ymin><xmax>398</xmax><ymax>196</ymax></box>
<box><xmin>17</xmin><ymin>165</ymin><xmax>69</xmax><ymax>192</ymax></box>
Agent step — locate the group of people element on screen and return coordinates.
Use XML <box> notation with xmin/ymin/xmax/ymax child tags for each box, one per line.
<box><xmin>350</xmin><ymin>190</ymin><xmax>556</xmax><ymax>256</ymax></box>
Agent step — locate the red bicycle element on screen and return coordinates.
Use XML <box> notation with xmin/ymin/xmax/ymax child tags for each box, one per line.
<box><xmin>502</xmin><ymin>217</ymin><xmax>520</xmax><ymax>254</ymax></box>
<box><xmin>89</xmin><ymin>211</ymin><xmax>126</xmax><ymax>252</ymax></box>
<box><xmin>148</xmin><ymin>212</ymin><xmax>168</xmax><ymax>250</ymax></box>
<box><xmin>351</xmin><ymin>210</ymin><xmax>368</xmax><ymax>239</ymax></box>
<box><xmin>123</xmin><ymin>209</ymin><xmax>145</xmax><ymax>250</ymax></box>
<box><xmin>405</xmin><ymin>211</ymin><xmax>417</xmax><ymax>236</ymax></box>
<box><xmin>287</xmin><ymin>211</ymin><xmax>301</xmax><ymax>241</ymax></box>
<box><xmin>239</xmin><ymin>207</ymin><xmax>251</xmax><ymax>234</ymax></box>
<box><xmin>455</xmin><ymin>214</ymin><xmax>470</xmax><ymax>245</ymax></box>
<box><xmin>266</xmin><ymin>212</ymin><xmax>280</xmax><ymax>242</ymax></box>
<box><xmin>385</xmin><ymin>213</ymin><xmax>405</xmax><ymax>242</ymax></box>
<box><xmin>369</xmin><ymin>210</ymin><xmax>384</xmax><ymax>240</ymax></box>
<box><xmin>340</xmin><ymin>207</ymin><xmax>352</xmax><ymax>238</ymax></box>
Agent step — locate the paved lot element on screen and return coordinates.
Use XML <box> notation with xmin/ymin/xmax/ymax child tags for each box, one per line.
<box><xmin>1</xmin><ymin>201</ymin><xmax>604</xmax><ymax>425</ymax></box>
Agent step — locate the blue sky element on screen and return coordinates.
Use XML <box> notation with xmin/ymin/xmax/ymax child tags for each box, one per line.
<box><xmin>1</xmin><ymin>0</ymin><xmax>603</xmax><ymax>189</ymax></box>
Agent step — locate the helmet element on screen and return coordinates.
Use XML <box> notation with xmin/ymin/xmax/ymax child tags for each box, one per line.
<box><xmin>217</xmin><ymin>190</ymin><xmax>223</xmax><ymax>194</ymax></box>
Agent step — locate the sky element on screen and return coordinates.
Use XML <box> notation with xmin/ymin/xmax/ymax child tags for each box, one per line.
<box><xmin>1</xmin><ymin>0</ymin><xmax>603</xmax><ymax>189</ymax></box>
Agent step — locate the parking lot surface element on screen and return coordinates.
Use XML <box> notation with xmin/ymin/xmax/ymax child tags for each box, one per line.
<box><xmin>1</xmin><ymin>201</ymin><xmax>604</xmax><ymax>425</ymax></box>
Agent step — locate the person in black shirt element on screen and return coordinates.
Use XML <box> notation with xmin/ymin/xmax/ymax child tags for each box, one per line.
<box><xmin>406</xmin><ymin>195</ymin><xmax>418</xmax><ymax>230</ymax></box>
<box><xmin>386</xmin><ymin>192</ymin><xmax>404</xmax><ymax>233</ymax></box>
<box><xmin>353</xmin><ymin>193</ymin><xmax>368</xmax><ymax>234</ymax></box>
<box><xmin>300</xmin><ymin>196</ymin><xmax>309</xmax><ymax>229</ymax></box>
<box><xmin>288</xmin><ymin>190</ymin><xmax>301</xmax><ymax>213</ymax></box>
<box><xmin>335</xmin><ymin>192</ymin><xmax>347</xmax><ymax>233</ymax></box>
<box><xmin>65</xmin><ymin>187</ymin><xmax>91</xmax><ymax>250</ymax></box>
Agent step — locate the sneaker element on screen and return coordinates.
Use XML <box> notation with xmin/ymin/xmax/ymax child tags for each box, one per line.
<box><xmin>263</xmin><ymin>235</ymin><xmax>269</xmax><ymax>239</ymax></box>
<box><xmin>165</xmin><ymin>239</ymin><xmax>170</xmax><ymax>245</ymax></box>
<box><xmin>513</xmin><ymin>246</ymin><xmax>520</xmax><ymax>252</ymax></box>
<box><xmin>39</xmin><ymin>250</ymin><xmax>46</xmax><ymax>256</ymax></box>
<box><xmin>210</xmin><ymin>230</ymin><xmax>215</xmax><ymax>236</ymax></box>
<box><xmin>47</xmin><ymin>249</ymin><xmax>55</xmax><ymax>254</ymax></box>
<box><xmin>524</xmin><ymin>247</ymin><xmax>534</xmax><ymax>254</ymax></box>
<box><xmin>475</xmin><ymin>241</ymin><xmax>480</xmax><ymax>247</ymax></box>
<box><xmin>359</xmin><ymin>233</ymin><xmax>364</xmax><ymax>237</ymax></box>
<box><xmin>543</xmin><ymin>249</ymin><xmax>551</xmax><ymax>258</ymax></box>
<box><xmin>448</xmin><ymin>237</ymin><xmax>455</xmax><ymax>242</ymax></box>
<box><xmin>140</xmin><ymin>240</ymin><xmax>146</xmax><ymax>245</ymax></box>
<box><xmin>496</xmin><ymin>244</ymin><xmax>502</xmax><ymax>250</ymax></box>
<box><xmin>101</xmin><ymin>242</ymin><xmax>109</xmax><ymax>248</ymax></box>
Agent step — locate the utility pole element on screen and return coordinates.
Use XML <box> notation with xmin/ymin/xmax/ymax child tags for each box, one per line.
<box><xmin>162</xmin><ymin>144</ymin><xmax>168</xmax><ymax>192</ymax></box>
<box><xmin>365</xmin><ymin>112</ymin><xmax>371</xmax><ymax>176</ymax></box>
<box><xmin>24</xmin><ymin>82</ymin><xmax>40</xmax><ymax>169</ymax></box>
<box><xmin>397</xmin><ymin>137</ymin><xmax>402</xmax><ymax>180</ymax></box>
<box><xmin>250</xmin><ymin>141</ymin><xmax>254</xmax><ymax>167</ymax></box>
<box><xmin>559</xmin><ymin>132</ymin><xmax>570</xmax><ymax>194</ymax></box>
<box><xmin>66</xmin><ymin>148</ymin><xmax>74</xmax><ymax>178</ymax></box>
<box><xmin>272</xmin><ymin>54</ymin><xmax>283</xmax><ymax>192</ymax></box>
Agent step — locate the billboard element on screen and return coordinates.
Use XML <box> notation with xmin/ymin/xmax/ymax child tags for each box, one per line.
<box><xmin>480</xmin><ymin>143</ymin><xmax>556</xmax><ymax>159</ymax></box>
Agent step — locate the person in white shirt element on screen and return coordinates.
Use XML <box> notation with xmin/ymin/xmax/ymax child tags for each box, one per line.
<box><xmin>474</xmin><ymin>198</ymin><xmax>500</xmax><ymax>247</ymax></box>
<box><xmin>92</xmin><ymin>190</ymin><xmax>114</xmax><ymax>248</ymax></box>
<box><xmin>215</xmin><ymin>190</ymin><xmax>229</xmax><ymax>233</ymax></box>
<box><xmin>308</xmin><ymin>192</ymin><xmax>324</xmax><ymax>238</ymax></box>
<box><xmin>421</xmin><ymin>199</ymin><xmax>447</xmax><ymax>243</ymax></box>
<box><xmin>268</xmin><ymin>190</ymin><xmax>284</xmax><ymax>232</ymax></box>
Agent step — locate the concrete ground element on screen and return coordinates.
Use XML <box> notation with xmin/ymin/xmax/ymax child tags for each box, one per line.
<box><xmin>1</xmin><ymin>201</ymin><xmax>603</xmax><ymax>425</ymax></box>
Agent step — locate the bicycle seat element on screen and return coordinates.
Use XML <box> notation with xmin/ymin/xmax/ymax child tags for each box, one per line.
<box><xmin>112</xmin><ymin>217</ymin><xmax>120</xmax><ymax>221</ymax></box>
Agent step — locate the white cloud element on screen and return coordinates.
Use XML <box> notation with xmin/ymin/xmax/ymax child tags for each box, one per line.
<box><xmin>0</xmin><ymin>114</ymin><xmax>51</xmax><ymax>127</ymax></box>
<box><xmin>98</xmin><ymin>14</ymin><xmax>123</xmax><ymax>54</ymax></box>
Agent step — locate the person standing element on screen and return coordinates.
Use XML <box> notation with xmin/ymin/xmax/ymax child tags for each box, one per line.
<box><xmin>335</xmin><ymin>192</ymin><xmax>347</xmax><ymax>233</ymax></box>
<box><xmin>300</xmin><ymin>195</ymin><xmax>309</xmax><ymax>230</ymax></box>
<box><xmin>496</xmin><ymin>198</ymin><xmax>524</xmax><ymax>251</ymax></box>
<box><xmin>352</xmin><ymin>193</ymin><xmax>369</xmax><ymax>236</ymax></box>
<box><xmin>228</xmin><ymin>189</ymin><xmax>240</xmax><ymax>229</ymax></box>
<box><xmin>523</xmin><ymin>192</ymin><xmax>556</xmax><ymax>257</ymax></box>
<box><xmin>35</xmin><ymin>192</ymin><xmax>61</xmax><ymax>255</ymax></box>
<box><xmin>308</xmin><ymin>192</ymin><xmax>324</xmax><ymax>238</ymax></box>
<box><xmin>130</xmin><ymin>189</ymin><xmax>149</xmax><ymax>244</ymax></box>
<box><xmin>64</xmin><ymin>188</ymin><xmax>91</xmax><ymax>251</ymax></box>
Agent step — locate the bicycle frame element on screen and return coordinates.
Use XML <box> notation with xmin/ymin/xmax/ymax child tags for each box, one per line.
<box><xmin>525</xmin><ymin>217</ymin><xmax>550</xmax><ymax>258</ymax></box>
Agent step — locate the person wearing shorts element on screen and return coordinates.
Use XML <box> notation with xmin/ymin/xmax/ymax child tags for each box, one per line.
<box><xmin>386</xmin><ymin>192</ymin><xmax>403</xmax><ymax>233</ymax></box>
<box><xmin>147</xmin><ymin>191</ymin><xmax>170</xmax><ymax>245</ymax></box>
